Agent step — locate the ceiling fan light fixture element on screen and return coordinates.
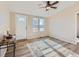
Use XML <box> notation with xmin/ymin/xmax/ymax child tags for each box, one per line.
<box><xmin>46</xmin><ymin>7</ymin><xmax>51</xmax><ymax>9</ymax></box>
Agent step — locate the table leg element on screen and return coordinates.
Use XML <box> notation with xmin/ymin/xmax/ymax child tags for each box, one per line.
<box><xmin>13</xmin><ymin>43</ymin><xmax>16</xmax><ymax>57</ymax></box>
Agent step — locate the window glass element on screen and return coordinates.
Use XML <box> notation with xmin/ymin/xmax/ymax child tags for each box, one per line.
<box><xmin>32</xmin><ymin>17</ymin><xmax>45</xmax><ymax>32</ymax></box>
<box><xmin>32</xmin><ymin>17</ymin><xmax>38</xmax><ymax>32</ymax></box>
<box><xmin>39</xmin><ymin>18</ymin><xmax>45</xmax><ymax>31</ymax></box>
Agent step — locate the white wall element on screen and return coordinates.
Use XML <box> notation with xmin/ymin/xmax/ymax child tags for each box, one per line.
<box><xmin>0</xmin><ymin>3</ymin><xmax>9</xmax><ymax>41</ymax></box>
<box><xmin>47</xmin><ymin>2</ymin><xmax>79</xmax><ymax>44</ymax></box>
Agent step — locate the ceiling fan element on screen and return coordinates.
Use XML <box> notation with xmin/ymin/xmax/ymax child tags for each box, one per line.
<box><xmin>40</xmin><ymin>1</ymin><xmax>59</xmax><ymax>11</ymax></box>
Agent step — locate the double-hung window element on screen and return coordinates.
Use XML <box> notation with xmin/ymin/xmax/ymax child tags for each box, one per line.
<box><xmin>32</xmin><ymin>17</ymin><xmax>39</xmax><ymax>32</ymax></box>
<box><xmin>32</xmin><ymin>17</ymin><xmax>45</xmax><ymax>32</ymax></box>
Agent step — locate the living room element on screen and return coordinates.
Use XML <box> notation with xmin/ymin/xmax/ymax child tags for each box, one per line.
<box><xmin>0</xmin><ymin>0</ymin><xmax>79</xmax><ymax>57</ymax></box>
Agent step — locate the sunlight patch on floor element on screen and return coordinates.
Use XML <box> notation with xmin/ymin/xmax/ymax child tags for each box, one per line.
<box><xmin>27</xmin><ymin>39</ymin><xmax>79</xmax><ymax>57</ymax></box>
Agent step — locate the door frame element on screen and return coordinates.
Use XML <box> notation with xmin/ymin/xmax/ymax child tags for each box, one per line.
<box><xmin>75</xmin><ymin>12</ymin><xmax>79</xmax><ymax>42</ymax></box>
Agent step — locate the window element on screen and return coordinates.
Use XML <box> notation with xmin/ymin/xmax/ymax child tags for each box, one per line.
<box><xmin>32</xmin><ymin>17</ymin><xmax>39</xmax><ymax>32</ymax></box>
<box><xmin>32</xmin><ymin>17</ymin><xmax>45</xmax><ymax>32</ymax></box>
<box><xmin>39</xmin><ymin>18</ymin><xmax>45</xmax><ymax>31</ymax></box>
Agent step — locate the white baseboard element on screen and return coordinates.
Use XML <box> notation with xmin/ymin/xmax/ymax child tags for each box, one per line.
<box><xmin>49</xmin><ymin>36</ymin><xmax>77</xmax><ymax>45</ymax></box>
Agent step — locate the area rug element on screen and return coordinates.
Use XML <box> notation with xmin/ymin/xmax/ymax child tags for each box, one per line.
<box><xmin>27</xmin><ymin>39</ymin><xmax>79</xmax><ymax>57</ymax></box>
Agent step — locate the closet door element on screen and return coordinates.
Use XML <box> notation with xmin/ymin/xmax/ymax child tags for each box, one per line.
<box><xmin>16</xmin><ymin>14</ymin><xmax>27</xmax><ymax>40</ymax></box>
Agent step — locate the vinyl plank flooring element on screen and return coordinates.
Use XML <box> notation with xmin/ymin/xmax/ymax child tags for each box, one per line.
<box><xmin>5</xmin><ymin>37</ymin><xmax>79</xmax><ymax>57</ymax></box>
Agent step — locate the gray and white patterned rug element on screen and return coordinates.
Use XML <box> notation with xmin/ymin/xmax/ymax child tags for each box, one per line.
<box><xmin>27</xmin><ymin>39</ymin><xmax>79</xmax><ymax>57</ymax></box>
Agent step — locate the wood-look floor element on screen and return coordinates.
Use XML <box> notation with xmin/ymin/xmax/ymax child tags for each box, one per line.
<box><xmin>5</xmin><ymin>37</ymin><xmax>79</xmax><ymax>57</ymax></box>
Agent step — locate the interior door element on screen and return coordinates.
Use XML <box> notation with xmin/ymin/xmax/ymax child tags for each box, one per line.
<box><xmin>16</xmin><ymin>14</ymin><xmax>27</xmax><ymax>40</ymax></box>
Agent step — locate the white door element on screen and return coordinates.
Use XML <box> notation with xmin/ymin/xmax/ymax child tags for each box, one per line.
<box><xmin>16</xmin><ymin>14</ymin><xmax>27</xmax><ymax>40</ymax></box>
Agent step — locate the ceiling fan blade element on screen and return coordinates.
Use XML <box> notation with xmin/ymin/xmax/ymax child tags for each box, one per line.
<box><xmin>47</xmin><ymin>1</ymin><xmax>50</xmax><ymax>5</ymax></box>
<box><xmin>51</xmin><ymin>7</ymin><xmax>57</xmax><ymax>9</ymax></box>
<box><xmin>52</xmin><ymin>1</ymin><xmax>59</xmax><ymax>5</ymax></box>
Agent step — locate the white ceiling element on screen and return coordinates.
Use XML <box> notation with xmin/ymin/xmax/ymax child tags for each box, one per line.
<box><xmin>3</xmin><ymin>1</ymin><xmax>77</xmax><ymax>17</ymax></box>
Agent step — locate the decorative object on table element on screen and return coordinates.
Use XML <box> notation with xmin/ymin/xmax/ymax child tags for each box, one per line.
<box><xmin>3</xmin><ymin>31</ymin><xmax>16</xmax><ymax>42</ymax></box>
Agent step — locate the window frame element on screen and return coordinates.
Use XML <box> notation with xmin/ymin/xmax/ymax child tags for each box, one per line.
<box><xmin>38</xmin><ymin>17</ymin><xmax>45</xmax><ymax>32</ymax></box>
<box><xmin>32</xmin><ymin>17</ymin><xmax>45</xmax><ymax>32</ymax></box>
